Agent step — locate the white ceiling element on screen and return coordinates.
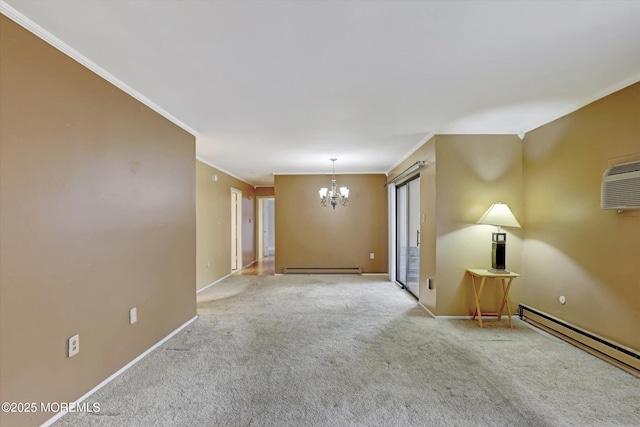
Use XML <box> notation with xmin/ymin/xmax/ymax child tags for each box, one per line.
<box><xmin>2</xmin><ymin>0</ymin><xmax>639</xmax><ymax>185</ymax></box>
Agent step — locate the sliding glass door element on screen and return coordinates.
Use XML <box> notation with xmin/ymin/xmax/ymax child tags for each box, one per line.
<box><xmin>396</xmin><ymin>177</ymin><xmax>420</xmax><ymax>298</ymax></box>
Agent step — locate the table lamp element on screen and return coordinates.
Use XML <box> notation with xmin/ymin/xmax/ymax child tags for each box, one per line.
<box><xmin>477</xmin><ymin>202</ymin><xmax>521</xmax><ymax>273</ymax></box>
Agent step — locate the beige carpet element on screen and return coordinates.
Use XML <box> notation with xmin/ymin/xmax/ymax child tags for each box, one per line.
<box><xmin>56</xmin><ymin>275</ymin><xmax>640</xmax><ymax>426</ymax></box>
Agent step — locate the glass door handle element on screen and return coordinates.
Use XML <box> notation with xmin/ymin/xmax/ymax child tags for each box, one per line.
<box><xmin>417</xmin><ymin>230</ymin><xmax>420</xmax><ymax>247</ymax></box>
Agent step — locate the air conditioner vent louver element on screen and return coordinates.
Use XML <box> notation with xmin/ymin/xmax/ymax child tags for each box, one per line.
<box><xmin>606</xmin><ymin>162</ymin><xmax>640</xmax><ymax>176</ymax></box>
<box><xmin>601</xmin><ymin>161</ymin><xmax>640</xmax><ymax>210</ymax></box>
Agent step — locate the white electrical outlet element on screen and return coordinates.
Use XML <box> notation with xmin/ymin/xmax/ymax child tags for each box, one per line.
<box><xmin>369</xmin><ymin>253</ymin><xmax>375</xmax><ymax>259</ymax></box>
<box><xmin>68</xmin><ymin>334</ymin><xmax>79</xmax><ymax>357</ymax></box>
<box><xmin>130</xmin><ymin>307</ymin><xmax>137</xmax><ymax>324</ymax></box>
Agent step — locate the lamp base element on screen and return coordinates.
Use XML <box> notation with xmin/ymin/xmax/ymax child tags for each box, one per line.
<box><xmin>491</xmin><ymin>235</ymin><xmax>507</xmax><ymax>272</ymax></box>
<box><xmin>488</xmin><ymin>268</ymin><xmax>511</xmax><ymax>274</ymax></box>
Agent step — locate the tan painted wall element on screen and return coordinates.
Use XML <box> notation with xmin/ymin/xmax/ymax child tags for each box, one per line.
<box><xmin>522</xmin><ymin>82</ymin><xmax>640</xmax><ymax>350</ymax></box>
<box><xmin>255</xmin><ymin>186</ymin><xmax>275</xmax><ymax>197</ymax></box>
<box><xmin>0</xmin><ymin>17</ymin><xmax>196</xmax><ymax>427</ymax></box>
<box><xmin>389</xmin><ymin>136</ymin><xmax>523</xmax><ymax>315</ymax></box>
<box><xmin>434</xmin><ymin>135</ymin><xmax>523</xmax><ymax>316</ymax></box>
<box><xmin>196</xmin><ymin>161</ymin><xmax>255</xmax><ymax>290</ymax></box>
<box><xmin>274</xmin><ymin>174</ymin><xmax>388</xmax><ymax>274</ymax></box>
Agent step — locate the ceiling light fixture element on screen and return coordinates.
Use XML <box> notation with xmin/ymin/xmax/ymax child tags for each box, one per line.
<box><xmin>319</xmin><ymin>158</ymin><xmax>349</xmax><ymax>209</ymax></box>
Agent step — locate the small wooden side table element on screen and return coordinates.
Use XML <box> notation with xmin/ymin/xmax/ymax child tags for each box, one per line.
<box><xmin>466</xmin><ymin>269</ymin><xmax>521</xmax><ymax>328</ymax></box>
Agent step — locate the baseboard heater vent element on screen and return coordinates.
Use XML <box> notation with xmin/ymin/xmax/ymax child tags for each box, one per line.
<box><xmin>519</xmin><ymin>304</ymin><xmax>639</xmax><ymax>377</ymax></box>
<box><xmin>284</xmin><ymin>267</ymin><xmax>362</xmax><ymax>274</ymax></box>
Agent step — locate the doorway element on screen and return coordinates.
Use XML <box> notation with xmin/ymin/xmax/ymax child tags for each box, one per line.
<box><xmin>396</xmin><ymin>177</ymin><xmax>420</xmax><ymax>298</ymax></box>
<box><xmin>258</xmin><ymin>197</ymin><xmax>275</xmax><ymax>259</ymax></box>
<box><xmin>231</xmin><ymin>188</ymin><xmax>242</xmax><ymax>271</ymax></box>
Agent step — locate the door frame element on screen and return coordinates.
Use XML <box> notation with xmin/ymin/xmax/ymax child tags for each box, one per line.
<box><xmin>395</xmin><ymin>175</ymin><xmax>420</xmax><ymax>299</ymax></box>
<box><xmin>257</xmin><ymin>197</ymin><xmax>264</xmax><ymax>260</ymax></box>
<box><xmin>388</xmin><ymin>183</ymin><xmax>396</xmax><ymax>281</ymax></box>
<box><xmin>257</xmin><ymin>196</ymin><xmax>275</xmax><ymax>260</ymax></box>
<box><xmin>231</xmin><ymin>188</ymin><xmax>242</xmax><ymax>271</ymax></box>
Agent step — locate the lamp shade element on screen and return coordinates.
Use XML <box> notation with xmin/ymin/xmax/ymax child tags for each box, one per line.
<box><xmin>477</xmin><ymin>202</ymin><xmax>521</xmax><ymax>228</ymax></box>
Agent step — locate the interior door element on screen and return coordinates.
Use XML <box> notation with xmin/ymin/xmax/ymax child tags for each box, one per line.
<box><xmin>396</xmin><ymin>177</ymin><xmax>420</xmax><ymax>298</ymax></box>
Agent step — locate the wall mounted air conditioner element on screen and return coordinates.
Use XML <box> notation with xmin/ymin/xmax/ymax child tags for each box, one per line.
<box><xmin>601</xmin><ymin>161</ymin><xmax>640</xmax><ymax>210</ymax></box>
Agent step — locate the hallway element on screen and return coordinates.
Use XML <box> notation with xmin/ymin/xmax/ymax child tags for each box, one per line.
<box><xmin>236</xmin><ymin>256</ymin><xmax>275</xmax><ymax>276</ymax></box>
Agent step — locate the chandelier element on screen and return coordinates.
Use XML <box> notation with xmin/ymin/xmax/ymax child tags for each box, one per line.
<box><xmin>319</xmin><ymin>158</ymin><xmax>349</xmax><ymax>209</ymax></box>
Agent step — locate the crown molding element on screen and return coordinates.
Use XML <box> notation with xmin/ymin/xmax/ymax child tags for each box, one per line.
<box><xmin>385</xmin><ymin>132</ymin><xmax>434</xmax><ymax>176</ymax></box>
<box><xmin>195</xmin><ymin>156</ymin><xmax>254</xmax><ymax>187</ymax></box>
<box><xmin>521</xmin><ymin>74</ymin><xmax>640</xmax><ymax>134</ymax></box>
<box><xmin>387</xmin><ymin>74</ymin><xmax>640</xmax><ymax>170</ymax></box>
<box><xmin>434</xmin><ymin>129</ymin><xmax>519</xmax><ymax>135</ymax></box>
<box><xmin>274</xmin><ymin>171</ymin><xmax>386</xmax><ymax>176</ymax></box>
<box><xmin>0</xmin><ymin>2</ymin><xmax>198</xmax><ymax>137</ymax></box>
<box><xmin>434</xmin><ymin>75</ymin><xmax>640</xmax><ymax>136</ymax></box>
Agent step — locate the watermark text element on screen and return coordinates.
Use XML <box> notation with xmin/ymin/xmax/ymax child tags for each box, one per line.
<box><xmin>2</xmin><ymin>401</ymin><xmax>100</xmax><ymax>413</ymax></box>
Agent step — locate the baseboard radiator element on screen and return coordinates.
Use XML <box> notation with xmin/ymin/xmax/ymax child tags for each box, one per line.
<box><xmin>284</xmin><ymin>267</ymin><xmax>362</xmax><ymax>274</ymax></box>
<box><xmin>519</xmin><ymin>304</ymin><xmax>640</xmax><ymax>377</ymax></box>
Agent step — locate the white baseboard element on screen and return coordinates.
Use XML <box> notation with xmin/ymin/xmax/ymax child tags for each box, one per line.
<box><xmin>41</xmin><ymin>315</ymin><xmax>198</xmax><ymax>427</ymax></box>
<box><xmin>418</xmin><ymin>302</ymin><xmax>436</xmax><ymax>318</ymax></box>
<box><xmin>436</xmin><ymin>315</ymin><xmax>474</xmax><ymax>319</ymax></box>
<box><xmin>436</xmin><ymin>315</ymin><xmax>520</xmax><ymax>320</ymax></box>
<box><xmin>197</xmin><ymin>273</ymin><xmax>233</xmax><ymax>294</ymax></box>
